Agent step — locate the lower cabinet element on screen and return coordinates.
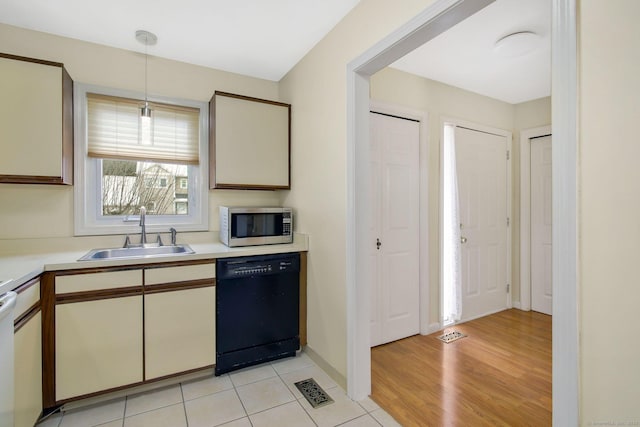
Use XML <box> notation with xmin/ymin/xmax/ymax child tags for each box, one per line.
<box><xmin>145</xmin><ymin>286</ymin><xmax>216</xmax><ymax>379</ymax></box>
<box><xmin>55</xmin><ymin>296</ymin><xmax>143</xmax><ymax>400</ymax></box>
<box><xmin>14</xmin><ymin>312</ymin><xmax>42</xmax><ymax>427</ymax></box>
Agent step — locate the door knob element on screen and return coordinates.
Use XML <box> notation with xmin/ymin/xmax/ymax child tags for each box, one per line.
<box><xmin>376</xmin><ymin>238</ymin><xmax>382</xmax><ymax>250</ymax></box>
<box><xmin>461</xmin><ymin>236</ymin><xmax>467</xmax><ymax>244</ymax></box>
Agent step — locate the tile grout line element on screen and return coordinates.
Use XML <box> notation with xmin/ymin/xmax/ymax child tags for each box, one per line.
<box><xmin>121</xmin><ymin>394</ymin><xmax>128</xmax><ymax>427</ymax></box>
<box><xmin>272</xmin><ymin>361</ymin><xmax>319</xmax><ymax>427</ymax></box>
<box><xmin>179</xmin><ymin>383</ymin><xmax>189</xmax><ymax>427</ymax></box>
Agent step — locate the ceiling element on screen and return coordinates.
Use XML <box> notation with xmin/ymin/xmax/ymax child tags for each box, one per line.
<box><xmin>391</xmin><ymin>0</ymin><xmax>551</xmax><ymax>104</ymax></box>
<box><xmin>0</xmin><ymin>0</ymin><xmax>550</xmax><ymax>103</ymax></box>
<box><xmin>0</xmin><ymin>0</ymin><xmax>361</xmax><ymax>81</ymax></box>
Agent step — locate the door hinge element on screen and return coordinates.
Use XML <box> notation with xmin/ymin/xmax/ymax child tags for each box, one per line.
<box><xmin>507</xmin><ymin>284</ymin><xmax>510</xmax><ymax>293</ymax></box>
<box><xmin>506</xmin><ymin>150</ymin><xmax>510</xmax><ymax>160</ymax></box>
<box><xmin>507</xmin><ymin>217</ymin><xmax>510</xmax><ymax>227</ymax></box>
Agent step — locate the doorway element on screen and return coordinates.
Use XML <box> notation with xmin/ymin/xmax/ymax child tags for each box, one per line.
<box><xmin>346</xmin><ymin>0</ymin><xmax>578</xmax><ymax>424</ymax></box>
<box><xmin>368</xmin><ymin>110</ymin><xmax>421</xmax><ymax>346</ymax></box>
<box><xmin>520</xmin><ymin>126</ymin><xmax>553</xmax><ymax>315</ymax></box>
<box><xmin>442</xmin><ymin>121</ymin><xmax>512</xmax><ymax>325</ymax></box>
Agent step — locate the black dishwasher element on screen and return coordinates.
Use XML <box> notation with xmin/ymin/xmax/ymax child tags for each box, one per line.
<box><xmin>215</xmin><ymin>253</ymin><xmax>300</xmax><ymax>375</ymax></box>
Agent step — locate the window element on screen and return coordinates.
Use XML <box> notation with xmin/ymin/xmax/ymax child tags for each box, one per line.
<box><xmin>74</xmin><ymin>84</ymin><xmax>209</xmax><ymax>235</ymax></box>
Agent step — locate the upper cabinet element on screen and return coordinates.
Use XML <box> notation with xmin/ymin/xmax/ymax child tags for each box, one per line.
<box><xmin>210</xmin><ymin>91</ymin><xmax>290</xmax><ymax>190</ymax></box>
<box><xmin>0</xmin><ymin>53</ymin><xmax>73</xmax><ymax>185</ymax></box>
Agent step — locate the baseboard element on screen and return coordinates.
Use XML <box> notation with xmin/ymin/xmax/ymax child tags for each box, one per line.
<box><xmin>426</xmin><ymin>322</ymin><xmax>442</xmax><ymax>334</ymax></box>
<box><xmin>513</xmin><ymin>301</ymin><xmax>522</xmax><ymax>309</ymax></box>
<box><xmin>302</xmin><ymin>345</ymin><xmax>347</xmax><ymax>391</ymax></box>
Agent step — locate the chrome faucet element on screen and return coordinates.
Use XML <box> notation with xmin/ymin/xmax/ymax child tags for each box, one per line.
<box><xmin>139</xmin><ymin>206</ymin><xmax>147</xmax><ymax>245</ymax></box>
<box><xmin>170</xmin><ymin>227</ymin><xmax>177</xmax><ymax>246</ymax></box>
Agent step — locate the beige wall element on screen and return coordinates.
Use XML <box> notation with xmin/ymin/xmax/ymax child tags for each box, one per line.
<box><xmin>370</xmin><ymin>67</ymin><xmax>551</xmax><ymax>321</ymax></box>
<box><xmin>0</xmin><ymin>23</ymin><xmax>280</xmax><ymax>239</ymax></box>
<box><xmin>579</xmin><ymin>0</ymin><xmax>640</xmax><ymax>422</ymax></box>
<box><xmin>279</xmin><ymin>0</ymin><xmax>436</xmax><ymax>380</ymax></box>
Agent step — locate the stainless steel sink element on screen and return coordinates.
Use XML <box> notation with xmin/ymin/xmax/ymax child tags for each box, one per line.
<box><xmin>78</xmin><ymin>244</ymin><xmax>195</xmax><ymax>261</ymax></box>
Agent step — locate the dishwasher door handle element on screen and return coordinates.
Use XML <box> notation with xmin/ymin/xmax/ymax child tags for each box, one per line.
<box><xmin>0</xmin><ymin>291</ymin><xmax>17</xmax><ymax>321</ymax></box>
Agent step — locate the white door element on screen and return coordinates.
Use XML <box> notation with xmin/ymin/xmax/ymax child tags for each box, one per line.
<box><xmin>369</xmin><ymin>112</ymin><xmax>420</xmax><ymax>347</ymax></box>
<box><xmin>531</xmin><ymin>135</ymin><xmax>553</xmax><ymax>315</ymax></box>
<box><xmin>456</xmin><ymin>126</ymin><xmax>509</xmax><ymax>322</ymax></box>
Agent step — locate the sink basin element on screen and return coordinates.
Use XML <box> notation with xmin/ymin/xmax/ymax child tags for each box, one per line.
<box><xmin>78</xmin><ymin>244</ymin><xmax>195</xmax><ymax>261</ymax></box>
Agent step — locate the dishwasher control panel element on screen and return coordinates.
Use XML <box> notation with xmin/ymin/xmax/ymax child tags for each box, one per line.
<box><xmin>217</xmin><ymin>253</ymin><xmax>300</xmax><ymax>279</ymax></box>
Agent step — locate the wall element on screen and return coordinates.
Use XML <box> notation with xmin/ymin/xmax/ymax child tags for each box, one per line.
<box><xmin>579</xmin><ymin>0</ymin><xmax>640</xmax><ymax>422</ymax></box>
<box><xmin>0</xmin><ymin>23</ymin><xmax>280</xmax><ymax>240</ymax></box>
<box><xmin>279</xmin><ymin>0</ymin><xmax>437</xmax><ymax>381</ymax></box>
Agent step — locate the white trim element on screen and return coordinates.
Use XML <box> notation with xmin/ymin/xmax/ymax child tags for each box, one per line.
<box><xmin>519</xmin><ymin>125</ymin><xmax>552</xmax><ymax>312</ymax></box>
<box><xmin>73</xmin><ymin>83</ymin><xmax>209</xmax><ymax>236</ymax></box>
<box><xmin>346</xmin><ymin>0</ymin><xmax>496</xmax><ymax>402</ymax></box>
<box><xmin>347</xmin><ymin>0</ymin><xmax>579</xmax><ymax>421</ymax></box>
<box><xmin>513</xmin><ymin>301</ymin><xmax>522</xmax><ymax>310</ymax></box>
<box><xmin>427</xmin><ymin>322</ymin><xmax>442</xmax><ymax>335</ymax></box>
<box><xmin>551</xmin><ymin>0</ymin><xmax>579</xmax><ymax>424</ymax></box>
<box><xmin>370</xmin><ymin>100</ymin><xmax>430</xmax><ymax>335</ymax></box>
<box><xmin>439</xmin><ymin>117</ymin><xmax>513</xmax><ymax>323</ymax></box>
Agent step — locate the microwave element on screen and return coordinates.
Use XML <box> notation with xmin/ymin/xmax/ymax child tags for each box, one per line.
<box><xmin>219</xmin><ymin>206</ymin><xmax>293</xmax><ymax>247</ymax></box>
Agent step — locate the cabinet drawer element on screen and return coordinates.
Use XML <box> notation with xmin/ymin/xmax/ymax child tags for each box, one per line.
<box><xmin>145</xmin><ymin>263</ymin><xmax>215</xmax><ymax>286</ymax></box>
<box><xmin>56</xmin><ymin>270</ymin><xmax>142</xmax><ymax>294</ymax></box>
<box><xmin>14</xmin><ymin>281</ymin><xmax>40</xmax><ymax>320</ymax></box>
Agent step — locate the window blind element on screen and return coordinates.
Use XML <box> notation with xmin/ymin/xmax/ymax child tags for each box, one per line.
<box><xmin>87</xmin><ymin>93</ymin><xmax>200</xmax><ymax>164</ymax></box>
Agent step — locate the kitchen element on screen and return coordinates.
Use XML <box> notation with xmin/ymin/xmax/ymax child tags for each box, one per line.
<box><xmin>0</xmin><ymin>3</ymin><xmax>353</xmax><ymax>425</ymax></box>
<box><xmin>1</xmin><ymin>1</ymin><xmax>640</xmax><ymax>426</ymax></box>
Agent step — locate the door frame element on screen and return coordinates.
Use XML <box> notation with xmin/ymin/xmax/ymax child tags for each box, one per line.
<box><xmin>519</xmin><ymin>125</ymin><xmax>552</xmax><ymax>311</ymax></box>
<box><xmin>370</xmin><ymin>100</ymin><xmax>430</xmax><ymax>336</ymax></box>
<box><xmin>346</xmin><ymin>0</ymin><xmax>578</xmax><ymax>425</ymax></box>
<box><xmin>439</xmin><ymin>117</ymin><xmax>513</xmax><ymax>325</ymax></box>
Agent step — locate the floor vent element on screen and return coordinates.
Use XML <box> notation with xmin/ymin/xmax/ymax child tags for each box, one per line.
<box><xmin>294</xmin><ymin>378</ymin><xmax>334</xmax><ymax>408</ymax></box>
<box><xmin>437</xmin><ymin>330</ymin><xmax>467</xmax><ymax>343</ymax></box>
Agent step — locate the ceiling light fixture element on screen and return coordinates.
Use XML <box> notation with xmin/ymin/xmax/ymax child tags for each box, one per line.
<box><xmin>136</xmin><ymin>30</ymin><xmax>157</xmax><ymax>146</ymax></box>
<box><xmin>494</xmin><ymin>31</ymin><xmax>541</xmax><ymax>58</ymax></box>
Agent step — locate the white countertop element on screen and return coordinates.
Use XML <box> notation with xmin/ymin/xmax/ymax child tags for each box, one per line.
<box><xmin>0</xmin><ymin>235</ymin><xmax>308</xmax><ymax>296</ymax></box>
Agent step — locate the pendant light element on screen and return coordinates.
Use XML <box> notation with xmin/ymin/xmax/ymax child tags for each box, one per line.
<box><xmin>136</xmin><ymin>30</ymin><xmax>157</xmax><ymax>145</ymax></box>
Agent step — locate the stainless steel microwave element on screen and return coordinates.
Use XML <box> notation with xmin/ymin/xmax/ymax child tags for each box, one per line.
<box><xmin>219</xmin><ymin>206</ymin><xmax>293</xmax><ymax>247</ymax></box>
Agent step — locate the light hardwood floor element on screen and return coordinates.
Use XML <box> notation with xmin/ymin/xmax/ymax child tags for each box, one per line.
<box><xmin>371</xmin><ymin>309</ymin><xmax>551</xmax><ymax>426</ymax></box>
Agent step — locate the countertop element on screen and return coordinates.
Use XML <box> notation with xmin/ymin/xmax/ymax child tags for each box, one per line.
<box><xmin>0</xmin><ymin>235</ymin><xmax>308</xmax><ymax>296</ymax></box>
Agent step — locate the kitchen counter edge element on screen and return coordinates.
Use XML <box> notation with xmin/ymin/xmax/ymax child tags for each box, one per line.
<box><xmin>0</xmin><ymin>235</ymin><xmax>308</xmax><ymax>295</ymax></box>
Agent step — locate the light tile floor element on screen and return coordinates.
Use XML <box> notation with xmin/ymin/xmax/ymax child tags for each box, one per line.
<box><xmin>37</xmin><ymin>352</ymin><xmax>401</xmax><ymax>427</ymax></box>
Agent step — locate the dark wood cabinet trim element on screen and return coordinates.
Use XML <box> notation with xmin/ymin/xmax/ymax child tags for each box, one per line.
<box><xmin>51</xmin><ymin>365</ymin><xmax>215</xmax><ymax>409</ymax></box>
<box><xmin>13</xmin><ymin>276</ymin><xmax>40</xmax><ymax>294</ymax></box>
<box><xmin>41</xmin><ymin>272</ymin><xmax>57</xmax><ymax>409</ymax></box>
<box><xmin>0</xmin><ymin>52</ymin><xmax>63</xmax><ymax>67</ymax></box>
<box><xmin>143</xmin><ymin>279</ymin><xmax>215</xmax><ymax>295</ymax></box>
<box><xmin>55</xmin><ymin>286</ymin><xmax>143</xmax><ymax>304</ymax></box>
<box><xmin>142</xmin><ymin>259</ymin><xmax>215</xmax><ymax>270</ymax></box>
<box><xmin>53</xmin><ymin>258</ymin><xmax>215</xmax><ymax>277</ymax></box>
<box><xmin>14</xmin><ymin>303</ymin><xmax>41</xmax><ymax>333</ymax></box>
<box><xmin>0</xmin><ymin>175</ymin><xmax>68</xmax><ymax>184</ymax></box>
<box><xmin>61</xmin><ymin>65</ymin><xmax>73</xmax><ymax>185</ymax></box>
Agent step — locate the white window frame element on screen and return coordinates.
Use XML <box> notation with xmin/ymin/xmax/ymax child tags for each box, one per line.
<box><xmin>74</xmin><ymin>83</ymin><xmax>209</xmax><ymax>236</ymax></box>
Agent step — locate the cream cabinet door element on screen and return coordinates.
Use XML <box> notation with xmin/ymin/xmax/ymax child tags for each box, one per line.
<box><xmin>14</xmin><ymin>312</ymin><xmax>42</xmax><ymax>427</ymax></box>
<box><xmin>0</xmin><ymin>54</ymin><xmax>73</xmax><ymax>184</ymax></box>
<box><xmin>145</xmin><ymin>287</ymin><xmax>215</xmax><ymax>379</ymax></box>
<box><xmin>56</xmin><ymin>296</ymin><xmax>143</xmax><ymax>400</ymax></box>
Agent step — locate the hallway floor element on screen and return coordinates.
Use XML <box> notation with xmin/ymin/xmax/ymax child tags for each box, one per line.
<box><xmin>371</xmin><ymin>309</ymin><xmax>552</xmax><ymax>426</ymax></box>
